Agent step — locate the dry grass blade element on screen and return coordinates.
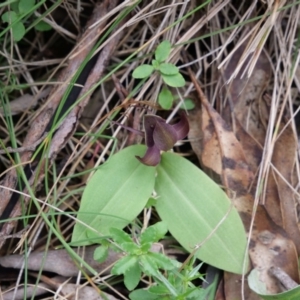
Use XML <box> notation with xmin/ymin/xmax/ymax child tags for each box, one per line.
<box><xmin>219</xmin><ymin>0</ymin><xmax>287</xmax><ymax>82</ymax></box>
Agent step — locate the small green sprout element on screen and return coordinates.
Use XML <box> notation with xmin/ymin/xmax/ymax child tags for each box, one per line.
<box><xmin>132</xmin><ymin>40</ymin><xmax>186</xmax><ymax>110</ymax></box>
<box><xmin>93</xmin><ymin>222</ymin><xmax>179</xmax><ymax>291</ymax></box>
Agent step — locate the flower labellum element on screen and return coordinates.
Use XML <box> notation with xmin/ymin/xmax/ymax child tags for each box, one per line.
<box><xmin>136</xmin><ymin>113</ymin><xmax>189</xmax><ymax>166</ymax></box>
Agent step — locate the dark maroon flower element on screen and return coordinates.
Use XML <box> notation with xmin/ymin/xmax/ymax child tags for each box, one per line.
<box><xmin>136</xmin><ymin>113</ymin><xmax>189</xmax><ymax>166</ymax></box>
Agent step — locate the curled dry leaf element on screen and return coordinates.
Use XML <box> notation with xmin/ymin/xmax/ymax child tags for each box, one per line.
<box><xmin>222</xmin><ymin>43</ymin><xmax>271</xmax><ymax>170</ymax></box>
<box><xmin>222</xmin><ymin>44</ymin><xmax>284</xmax><ymax>229</ymax></box>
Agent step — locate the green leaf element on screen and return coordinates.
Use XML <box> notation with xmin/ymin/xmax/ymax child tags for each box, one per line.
<box><xmin>19</xmin><ymin>0</ymin><xmax>35</xmax><ymax>14</ymax></box>
<box><xmin>2</xmin><ymin>11</ymin><xmax>18</xmax><ymax>23</ymax></box>
<box><xmin>147</xmin><ymin>252</ymin><xmax>179</xmax><ymax>270</ymax></box>
<box><xmin>129</xmin><ymin>289</ymin><xmax>158</xmax><ymax>300</ymax></box>
<box><xmin>158</xmin><ymin>63</ymin><xmax>179</xmax><ymax>75</ymax></box>
<box><xmin>140</xmin><ymin>242</ymin><xmax>152</xmax><ymax>253</ymax></box>
<box><xmin>146</xmin><ymin>197</ymin><xmax>157</xmax><ymax>208</ymax></box>
<box><xmin>140</xmin><ymin>221</ymin><xmax>168</xmax><ymax>245</ymax></box>
<box><xmin>71</xmin><ymin>145</ymin><xmax>156</xmax><ymax>245</ymax></box>
<box><xmin>110</xmin><ymin>227</ymin><xmax>132</xmax><ymax>244</ymax></box>
<box><xmin>132</xmin><ymin>64</ymin><xmax>154</xmax><ymax>79</ymax></box>
<box><xmin>1</xmin><ymin>12</ymin><xmax>25</xmax><ymax>41</ymax></box>
<box><xmin>158</xmin><ymin>87</ymin><xmax>173</xmax><ymax>110</ymax></box>
<box><xmin>182</xmin><ymin>288</ymin><xmax>205</xmax><ymax>300</ymax></box>
<box><xmin>152</xmin><ymin>59</ymin><xmax>160</xmax><ymax>69</ymax></box>
<box><xmin>248</xmin><ymin>269</ymin><xmax>300</xmax><ymax>299</ymax></box>
<box><xmin>11</xmin><ymin>22</ymin><xmax>25</xmax><ymax>41</ymax></box>
<box><xmin>140</xmin><ymin>226</ymin><xmax>156</xmax><ymax>246</ymax></box>
<box><xmin>93</xmin><ymin>246</ymin><xmax>108</xmax><ymax>263</ymax></box>
<box><xmin>111</xmin><ymin>255</ymin><xmax>138</xmax><ymax>275</ymax></box>
<box><xmin>122</xmin><ymin>242</ymin><xmax>140</xmax><ymax>253</ymax></box>
<box><xmin>124</xmin><ymin>262</ymin><xmax>142</xmax><ymax>290</ymax></box>
<box><xmin>161</xmin><ymin>73</ymin><xmax>185</xmax><ymax>87</ymax></box>
<box><xmin>10</xmin><ymin>2</ymin><xmax>19</xmax><ymax>13</ymax></box>
<box><xmin>155</xmin><ymin>152</ymin><xmax>248</xmax><ymax>274</ymax></box>
<box><xmin>35</xmin><ymin>21</ymin><xmax>52</xmax><ymax>31</ymax></box>
<box><xmin>139</xmin><ymin>254</ymin><xmax>160</xmax><ymax>277</ymax></box>
<box><xmin>148</xmin><ymin>285</ymin><xmax>169</xmax><ymax>295</ymax></box>
<box><xmin>179</xmin><ymin>98</ymin><xmax>195</xmax><ymax>110</ymax></box>
<box><xmin>155</xmin><ymin>41</ymin><xmax>171</xmax><ymax>62</ymax></box>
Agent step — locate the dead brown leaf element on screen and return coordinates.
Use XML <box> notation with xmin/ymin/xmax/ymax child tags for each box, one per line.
<box><xmin>272</xmin><ymin>123</ymin><xmax>300</xmax><ymax>252</ymax></box>
<box><xmin>187</xmin><ymin>67</ymin><xmax>299</xmax><ymax>296</ymax></box>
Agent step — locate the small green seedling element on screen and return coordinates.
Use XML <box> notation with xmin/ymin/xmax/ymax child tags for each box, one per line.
<box><xmin>1</xmin><ymin>0</ymin><xmax>51</xmax><ymax>42</ymax></box>
<box><xmin>132</xmin><ymin>41</ymin><xmax>188</xmax><ymax>110</ymax></box>
<box><xmin>93</xmin><ymin>222</ymin><xmax>208</xmax><ymax>299</ymax></box>
<box><xmin>109</xmin><ymin>222</ymin><xmax>179</xmax><ymax>291</ymax></box>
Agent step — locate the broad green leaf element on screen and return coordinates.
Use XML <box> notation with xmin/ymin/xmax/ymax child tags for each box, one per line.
<box><xmin>158</xmin><ymin>87</ymin><xmax>173</xmax><ymax>110</ymax></box>
<box><xmin>155</xmin><ymin>41</ymin><xmax>171</xmax><ymax>62</ymax></box>
<box><xmin>93</xmin><ymin>245</ymin><xmax>108</xmax><ymax>263</ymax></box>
<box><xmin>140</xmin><ymin>221</ymin><xmax>168</xmax><ymax>245</ymax></box>
<box><xmin>146</xmin><ymin>197</ymin><xmax>157</xmax><ymax>208</ymax></box>
<box><xmin>19</xmin><ymin>0</ymin><xmax>35</xmax><ymax>14</ymax></box>
<box><xmin>248</xmin><ymin>269</ymin><xmax>300</xmax><ymax>299</ymax></box>
<box><xmin>161</xmin><ymin>73</ymin><xmax>185</xmax><ymax>87</ymax></box>
<box><xmin>35</xmin><ymin>21</ymin><xmax>52</xmax><ymax>31</ymax></box>
<box><xmin>129</xmin><ymin>289</ymin><xmax>158</xmax><ymax>300</ymax></box>
<box><xmin>132</xmin><ymin>64</ymin><xmax>154</xmax><ymax>79</ymax></box>
<box><xmin>124</xmin><ymin>262</ymin><xmax>142</xmax><ymax>290</ymax></box>
<box><xmin>111</xmin><ymin>255</ymin><xmax>138</xmax><ymax>275</ymax></box>
<box><xmin>110</xmin><ymin>227</ymin><xmax>132</xmax><ymax>244</ymax></box>
<box><xmin>158</xmin><ymin>63</ymin><xmax>179</xmax><ymax>75</ymax></box>
<box><xmin>71</xmin><ymin>145</ymin><xmax>156</xmax><ymax>245</ymax></box>
<box><xmin>155</xmin><ymin>152</ymin><xmax>248</xmax><ymax>274</ymax></box>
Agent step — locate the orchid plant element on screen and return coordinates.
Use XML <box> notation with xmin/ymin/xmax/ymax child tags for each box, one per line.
<box><xmin>72</xmin><ymin>113</ymin><xmax>248</xmax><ymax>270</ymax></box>
<box><xmin>71</xmin><ymin>40</ymin><xmax>248</xmax><ymax>296</ymax></box>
